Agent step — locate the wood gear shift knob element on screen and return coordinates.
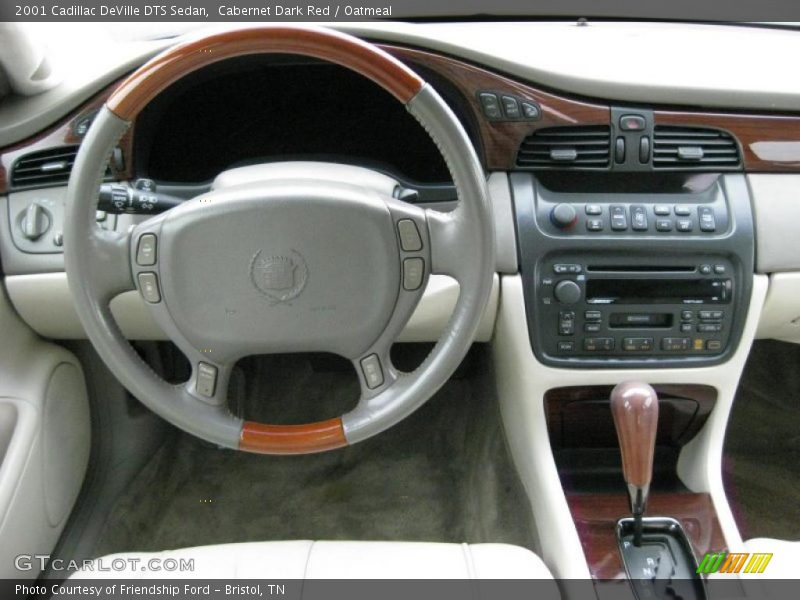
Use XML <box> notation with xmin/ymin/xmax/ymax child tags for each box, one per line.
<box><xmin>610</xmin><ymin>381</ymin><xmax>659</xmax><ymax>488</ymax></box>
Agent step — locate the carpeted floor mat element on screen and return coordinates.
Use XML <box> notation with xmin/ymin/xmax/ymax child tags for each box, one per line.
<box><xmin>93</xmin><ymin>348</ymin><xmax>536</xmax><ymax>556</ymax></box>
<box><xmin>723</xmin><ymin>340</ymin><xmax>800</xmax><ymax>541</ymax></box>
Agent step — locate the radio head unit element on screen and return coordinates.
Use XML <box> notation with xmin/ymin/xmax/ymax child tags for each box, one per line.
<box><xmin>535</xmin><ymin>256</ymin><xmax>740</xmax><ymax>365</ymax></box>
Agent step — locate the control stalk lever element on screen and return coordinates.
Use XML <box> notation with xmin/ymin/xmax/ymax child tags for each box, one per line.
<box><xmin>610</xmin><ymin>381</ymin><xmax>659</xmax><ymax>546</ymax></box>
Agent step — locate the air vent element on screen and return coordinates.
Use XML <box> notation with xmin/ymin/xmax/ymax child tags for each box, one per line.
<box><xmin>653</xmin><ymin>126</ymin><xmax>740</xmax><ymax>170</ymax></box>
<box><xmin>11</xmin><ymin>146</ymin><xmax>79</xmax><ymax>188</ymax></box>
<box><xmin>516</xmin><ymin>125</ymin><xmax>611</xmax><ymax>169</ymax></box>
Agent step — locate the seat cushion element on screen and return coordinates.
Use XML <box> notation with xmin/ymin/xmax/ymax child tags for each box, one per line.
<box><xmin>744</xmin><ymin>538</ymin><xmax>800</xmax><ymax>579</ymax></box>
<box><xmin>72</xmin><ymin>541</ymin><xmax>556</xmax><ymax>581</ymax></box>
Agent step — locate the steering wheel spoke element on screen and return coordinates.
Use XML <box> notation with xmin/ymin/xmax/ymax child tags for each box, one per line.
<box><xmin>83</xmin><ymin>225</ymin><xmax>136</xmax><ymax>301</ymax></box>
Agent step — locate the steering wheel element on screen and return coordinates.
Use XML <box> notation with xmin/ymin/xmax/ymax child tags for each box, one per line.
<box><xmin>64</xmin><ymin>26</ymin><xmax>495</xmax><ymax>455</ymax></box>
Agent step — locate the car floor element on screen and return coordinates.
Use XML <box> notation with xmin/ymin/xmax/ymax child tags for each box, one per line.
<box><xmin>723</xmin><ymin>340</ymin><xmax>800</xmax><ymax>541</ymax></box>
<box><xmin>92</xmin><ymin>347</ymin><xmax>537</xmax><ymax>557</ymax></box>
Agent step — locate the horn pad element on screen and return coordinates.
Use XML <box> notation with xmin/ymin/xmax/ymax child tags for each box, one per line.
<box><xmin>157</xmin><ymin>181</ymin><xmax>400</xmax><ymax>360</ymax></box>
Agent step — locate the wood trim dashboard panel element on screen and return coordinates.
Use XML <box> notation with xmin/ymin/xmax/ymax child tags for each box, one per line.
<box><xmin>2</xmin><ymin>43</ymin><xmax>800</xmax><ymax>197</ymax></box>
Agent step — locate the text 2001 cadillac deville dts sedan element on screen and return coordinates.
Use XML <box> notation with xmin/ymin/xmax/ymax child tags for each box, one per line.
<box><xmin>0</xmin><ymin>13</ymin><xmax>798</xmax><ymax>599</ymax></box>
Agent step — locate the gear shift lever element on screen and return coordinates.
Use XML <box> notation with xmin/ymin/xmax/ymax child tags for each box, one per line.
<box><xmin>610</xmin><ymin>381</ymin><xmax>659</xmax><ymax>547</ymax></box>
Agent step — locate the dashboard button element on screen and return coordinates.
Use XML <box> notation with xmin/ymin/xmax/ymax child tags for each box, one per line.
<box><xmin>676</xmin><ymin>219</ymin><xmax>693</xmax><ymax>232</ymax></box>
<box><xmin>662</xmin><ymin>337</ymin><xmax>690</xmax><ymax>351</ymax></box>
<box><xmin>586</xmin><ymin>219</ymin><xmax>604</xmax><ymax>231</ymax></box>
<box><xmin>610</xmin><ymin>205</ymin><xmax>628</xmax><ymax>231</ymax></box>
<box><xmin>639</xmin><ymin>136</ymin><xmax>651</xmax><ymax>163</ymax></box>
<box><xmin>706</xmin><ymin>340</ymin><xmax>723</xmax><ymax>351</ymax></box>
<box><xmin>631</xmin><ymin>205</ymin><xmax>648</xmax><ymax>231</ymax></box>
<box><xmin>558</xmin><ymin>311</ymin><xmax>576</xmax><ymax>335</ymax></box>
<box><xmin>557</xmin><ymin>341</ymin><xmax>575</xmax><ymax>352</ymax></box>
<box><xmin>584</xmin><ymin>323</ymin><xmax>601</xmax><ymax>333</ymax></box>
<box><xmin>619</xmin><ymin>115</ymin><xmax>646</xmax><ymax>131</ymax></box>
<box><xmin>699</xmin><ymin>264</ymin><xmax>712</xmax><ymax>274</ymax></box>
<box><xmin>654</xmin><ymin>205</ymin><xmax>670</xmax><ymax>216</ymax></box>
<box><xmin>501</xmin><ymin>95</ymin><xmax>521</xmax><ymax>118</ymax></box>
<box><xmin>521</xmin><ymin>102</ymin><xmax>541</xmax><ymax>119</ymax></box>
<box><xmin>714</xmin><ymin>264</ymin><xmax>726</xmax><ymax>274</ymax></box>
<box><xmin>674</xmin><ymin>205</ymin><xmax>692</xmax><ymax>216</ymax></box>
<box><xmin>656</xmin><ymin>219</ymin><xmax>672</xmax><ymax>232</ymax></box>
<box><xmin>584</xmin><ymin>337</ymin><xmax>614</xmax><ymax>352</ymax></box>
<box><xmin>681</xmin><ymin>310</ymin><xmax>694</xmax><ymax>321</ymax></box>
<box><xmin>554</xmin><ymin>280</ymin><xmax>582</xmax><ymax>304</ymax></box>
<box><xmin>478</xmin><ymin>93</ymin><xmax>502</xmax><ymax>119</ymax></box>
<box><xmin>615</xmin><ymin>137</ymin><xmax>626</xmax><ymax>163</ymax></box>
<box><xmin>584</xmin><ymin>311</ymin><xmax>602</xmax><ymax>322</ymax></box>
<box><xmin>585</xmin><ymin>204</ymin><xmax>602</xmax><ymax>215</ymax></box>
<box><xmin>698</xmin><ymin>206</ymin><xmax>716</xmax><ymax>232</ymax></box>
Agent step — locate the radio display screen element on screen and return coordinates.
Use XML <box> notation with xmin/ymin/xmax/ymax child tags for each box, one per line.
<box><xmin>586</xmin><ymin>278</ymin><xmax>731</xmax><ymax>304</ymax></box>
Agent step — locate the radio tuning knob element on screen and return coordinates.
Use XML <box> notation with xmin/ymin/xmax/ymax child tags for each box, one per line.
<box><xmin>551</xmin><ymin>203</ymin><xmax>577</xmax><ymax>229</ymax></box>
<box><xmin>554</xmin><ymin>280</ymin><xmax>581</xmax><ymax>304</ymax></box>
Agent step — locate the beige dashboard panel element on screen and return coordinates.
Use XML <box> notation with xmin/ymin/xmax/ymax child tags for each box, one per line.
<box><xmin>757</xmin><ymin>273</ymin><xmax>800</xmax><ymax>343</ymax></box>
<box><xmin>749</xmin><ymin>174</ymin><xmax>800</xmax><ymax>273</ymax></box>
<box><xmin>5</xmin><ymin>272</ymin><xmax>498</xmax><ymax>343</ymax></box>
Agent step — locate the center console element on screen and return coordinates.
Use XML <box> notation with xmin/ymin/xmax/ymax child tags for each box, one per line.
<box><xmin>510</xmin><ymin>172</ymin><xmax>754</xmax><ymax>368</ymax></box>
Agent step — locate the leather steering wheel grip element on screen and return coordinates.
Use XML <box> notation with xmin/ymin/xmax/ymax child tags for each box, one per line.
<box><xmin>65</xmin><ymin>26</ymin><xmax>495</xmax><ymax>455</ymax></box>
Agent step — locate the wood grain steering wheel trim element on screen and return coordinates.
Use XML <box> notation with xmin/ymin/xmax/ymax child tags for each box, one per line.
<box><xmin>240</xmin><ymin>418</ymin><xmax>348</xmax><ymax>455</ymax></box>
<box><xmin>106</xmin><ymin>26</ymin><xmax>425</xmax><ymax>120</ymax></box>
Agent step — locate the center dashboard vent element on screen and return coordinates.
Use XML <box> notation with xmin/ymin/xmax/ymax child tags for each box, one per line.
<box><xmin>516</xmin><ymin>125</ymin><xmax>611</xmax><ymax>169</ymax></box>
<box><xmin>11</xmin><ymin>146</ymin><xmax>80</xmax><ymax>188</ymax></box>
<box><xmin>652</xmin><ymin>126</ymin><xmax>741</xmax><ymax>170</ymax></box>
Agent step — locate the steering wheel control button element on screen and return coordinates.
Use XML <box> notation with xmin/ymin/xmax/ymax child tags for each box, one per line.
<box><xmin>136</xmin><ymin>234</ymin><xmax>158</xmax><ymax>266</ymax></box>
<box><xmin>610</xmin><ymin>205</ymin><xmax>628</xmax><ymax>231</ymax></box>
<box><xmin>397</xmin><ymin>219</ymin><xmax>423</xmax><ymax>252</ymax></box>
<box><xmin>402</xmin><ymin>258</ymin><xmax>424</xmax><ymax>291</ymax></box>
<box><xmin>550</xmin><ymin>203</ymin><xmax>578</xmax><ymax>229</ymax></box>
<box><xmin>619</xmin><ymin>114</ymin><xmax>646</xmax><ymax>131</ymax></box>
<box><xmin>196</xmin><ymin>362</ymin><xmax>218</xmax><ymax>398</ymax></box>
<box><xmin>137</xmin><ymin>272</ymin><xmax>161</xmax><ymax>303</ymax></box>
<box><xmin>478</xmin><ymin>92</ymin><xmax>502</xmax><ymax>119</ymax></box>
<box><xmin>631</xmin><ymin>205</ymin><xmax>648</xmax><ymax>231</ymax></box>
<box><xmin>360</xmin><ymin>354</ymin><xmax>384</xmax><ymax>389</ymax></box>
<box><xmin>554</xmin><ymin>280</ymin><xmax>581</xmax><ymax>304</ymax></box>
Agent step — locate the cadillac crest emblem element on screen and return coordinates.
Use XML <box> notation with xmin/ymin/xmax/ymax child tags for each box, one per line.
<box><xmin>250</xmin><ymin>249</ymin><xmax>308</xmax><ymax>304</ymax></box>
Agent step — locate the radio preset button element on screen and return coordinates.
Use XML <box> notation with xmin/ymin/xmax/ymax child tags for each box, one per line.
<box><xmin>584</xmin><ymin>337</ymin><xmax>615</xmax><ymax>352</ymax></box>
<box><xmin>623</xmin><ymin>337</ymin><xmax>654</xmax><ymax>351</ymax></box>
<box><xmin>662</xmin><ymin>337</ymin><xmax>690</xmax><ymax>351</ymax></box>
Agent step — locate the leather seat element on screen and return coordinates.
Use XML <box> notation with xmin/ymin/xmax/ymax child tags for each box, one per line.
<box><xmin>73</xmin><ymin>541</ymin><xmax>557</xmax><ymax>582</ymax></box>
<box><xmin>744</xmin><ymin>538</ymin><xmax>800</xmax><ymax>579</ymax></box>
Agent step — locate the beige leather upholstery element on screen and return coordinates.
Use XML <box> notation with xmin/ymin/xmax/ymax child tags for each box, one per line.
<box><xmin>744</xmin><ymin>538</ymin><xmax>800</xmax><ymax>579</ymax></box>
<box><xmin>73</xmin><ymin>541</ymin><xmax>557</xmax><ymax>582</ymax></box>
